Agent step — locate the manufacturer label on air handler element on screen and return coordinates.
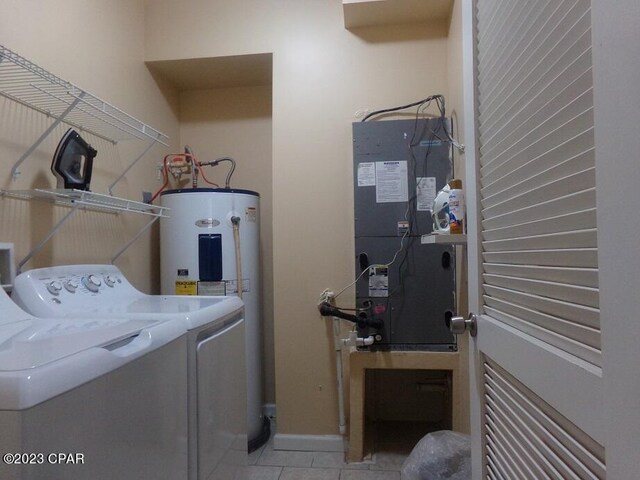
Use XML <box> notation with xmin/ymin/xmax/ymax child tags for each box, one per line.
<box><xmin>175</xmin><ymin>280</ymin><xmax>197</xmax><ymax>295</ymax></box>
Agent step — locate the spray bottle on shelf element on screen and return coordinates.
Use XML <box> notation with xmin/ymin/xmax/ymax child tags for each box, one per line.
<box><xmin>448</xmin><ymin>179</ymin><xmax>465</xmax><ymax>234</ymax></box>
<box><xmin>431</xmin><ymin>184</ymin><xmax>451</xmax><ymax>234</ymax></box>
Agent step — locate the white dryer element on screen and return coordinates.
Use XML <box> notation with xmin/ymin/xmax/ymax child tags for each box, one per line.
<box><xmin>0</xmin><ymin>287</ymin><xmax>188</xmax><ymax>480</ymax></box>
<box><xmin>12</xmin><ymin>264</ymin><xmax>247</xmax><ymax>480</ymax></box>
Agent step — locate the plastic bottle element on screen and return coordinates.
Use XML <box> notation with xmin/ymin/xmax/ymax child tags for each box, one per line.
<box><xmin>448</xmin><ymin>179</ymin><xmax>464</xmax><ymax>234</ymax></box>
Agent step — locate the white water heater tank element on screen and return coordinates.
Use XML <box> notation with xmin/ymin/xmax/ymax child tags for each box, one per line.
<box><xmin>160</xmin><ymin>188</ymin><xmax>264</xmax><ymax>441</ymax></box>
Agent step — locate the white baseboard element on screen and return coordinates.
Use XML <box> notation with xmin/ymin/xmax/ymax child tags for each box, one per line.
<box><xmin>273</xmin><ymin>433</ymin><xmax>345</xmax><ymax>452</ymax></box>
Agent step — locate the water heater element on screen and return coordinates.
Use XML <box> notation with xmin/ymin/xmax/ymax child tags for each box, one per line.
<box><xmin>160</xmin><ymin>188</ymin><xmax>264</xmax><ymax>442</ymax></box>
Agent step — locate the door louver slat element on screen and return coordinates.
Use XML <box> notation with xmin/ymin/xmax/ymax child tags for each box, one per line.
<box><xmin>477</xmin><ymin>0</ymin><xmax>604</xmax><ymax>475</ymax></box>
<box><xmin>480</xmin><ymin>9</ymin><xmax>592</xmax><ymax>132</ymax></box>
<box><xmin>483</xmin><ymin>360</ymin><xmax>606</xmax><ymax>479</ymax></box>
<box><xmin>482</xmin><ymin>209</ymin><xmax>596</xmax><ymax>242</ymax></box>
<box><xmin>482</xmin><ymin>248</ymin><xmax>597</xmax><ymax>268</ymax></box>
<box><xmin>482</xmin><ymin>136</ymin><xmax>594</xmax><ymax>199</ymax></box>
<box><xmin>483</xmin><ymin>296</ymin><xmax>600</xmax><ymax>349</ymax></box>
<box><xmin>481</xmin><ymin>69</ymin><xmax>593</xmax><ymax>158</ymax></box>
<box><xmin>483</xmin><ymin>168</ymin><xmax>595</xmax><ymax>218</ymax></box>
<box><xmin>479</xmin><ymin>0</ymin><xmax>562</xmax><ymax>83</ymax></box>
<box><xmin>482</xmin><ymin>263</ymin><xmax>598</xmax><ymax>288</ymax></box>
<box><xmin>483</xmin><ymin>285</ymin><xmax>599</xmax><ymax>329</ymax></box>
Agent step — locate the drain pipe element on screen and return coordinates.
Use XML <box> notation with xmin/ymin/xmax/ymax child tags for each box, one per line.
<box><xmin>332</xmin><ymin>316</ymin><xmax>347</xmax><ymax>436</ymax></box>
<box><xmin>319</xmin><ymin>298</ymin><xmax>382</xmax><ymax>437</ymax></box>
<box><xmin>318</xmin><ymin>292</ymin><xmax>347</xmax><ymax>436</ymax></box>
<box><xmin>330</xmin><ymin>327</ymin><xmax>375</xmax><ymax>435</ymax></box>
<box><xmin>231</xmin><ymin>216</ymin><xmax>243</xmax><ymax>299</ymax></box>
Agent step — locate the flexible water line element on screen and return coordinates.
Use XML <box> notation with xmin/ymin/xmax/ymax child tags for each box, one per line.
<box><xmin>231</xmin><ymin>216</ymin><xmax>243</xmax><ymax>300</ymax></box>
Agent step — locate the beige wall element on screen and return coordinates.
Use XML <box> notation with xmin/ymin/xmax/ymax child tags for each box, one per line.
<box><xmin>0</xmin><ymin>0</ymin><xmax>180</xmax><ymax>292</ymax></box>
<box><xmin>179</xmin><ymin>85</ymin><xmax>275</xmax><ymax>403</ymax></box>
<box><xmin>145</xmin><ymin>0</ymin><xmax>454</xmax><ymax>436</ymax></box>
<box><xmin>0</xmin><ymin>0</ymin><xmax>467</xmax><ymax>438</ymax></box>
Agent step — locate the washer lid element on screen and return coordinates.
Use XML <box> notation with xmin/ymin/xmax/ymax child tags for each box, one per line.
<box><xmin>0</xmin><ymin>316</ymin><xmax>186</xmax><ymax>410</ymax></box>
<box><xmin>0</xmin><ymin>317</ymin><xmax>159</xmax><ymax>371</ymax></box>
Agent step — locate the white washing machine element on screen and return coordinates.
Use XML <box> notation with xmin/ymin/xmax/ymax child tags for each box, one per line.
<box><xmin>0</xmin><ymin>287</ymin><xmax>188</xmax><ymax>480</ymax></box>
<box><xmin>12</xmin><ymin>264</ymin><xmax>247</xmax><ymax>480</ymax></box>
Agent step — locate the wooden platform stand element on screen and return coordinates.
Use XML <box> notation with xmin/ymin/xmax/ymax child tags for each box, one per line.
<box><xmin>347</xmin><ymin>348</ymin><xmax>461</xmax><ymax>463</ymax></box>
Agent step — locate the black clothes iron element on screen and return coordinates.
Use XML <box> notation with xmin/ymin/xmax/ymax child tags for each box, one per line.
<box><xmin>51</xmin><ymin>129</ymin><xmax>97</xmax><ymax>190</ymax></box>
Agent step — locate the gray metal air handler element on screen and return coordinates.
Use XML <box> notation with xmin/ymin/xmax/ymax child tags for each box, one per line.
<box><xmin>352</xmin><ymin>118</ymin><xmax>456</xmax><ymax>351</ymax></box>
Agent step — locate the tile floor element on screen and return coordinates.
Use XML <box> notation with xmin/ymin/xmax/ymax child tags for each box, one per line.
<box><xmin>248</xmin><ymin>432</ymin><xmax>409</xmax><ymax>480</ymax></box>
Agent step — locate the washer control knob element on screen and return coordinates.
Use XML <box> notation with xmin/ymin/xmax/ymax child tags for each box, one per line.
<box><xmin>64</xmin><ymin>279</ymin><xmax>79</xmax><ymax>293</ymax></box>
<box><xmin>104</xmin><ymin>275</ymin><xmax>117</xmax><ymax>287</ymax></box>
<box><xmin>46</xmin><ymin>281</ymin><xmax>63</xmax><ymax>296</ymax></box>
<box><xmin>82</xmin><ymin>275</ymin><xmax>102</xmax><ymax>293</ymax></box>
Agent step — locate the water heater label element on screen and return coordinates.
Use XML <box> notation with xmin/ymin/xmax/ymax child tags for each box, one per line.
<box><xmin>195</xmin><ymin>218</ymin><xmax>220</xmax><ymax>228</ymax></box>
<box><xmin>245</xmin><ymin>207</ymin><xmax>258</xmax><ymax>223</ymax></box>
<box><xmin>175</xmin><ymin>280</ymin><xmax>197</xmax><ymax>295</ymax></box>
<box><xmin>198</xmin><ymin>281</ymin><xmax>226</xmax><ymax>296</ymax></box>
<box><xmin>226</xmin><ymin>278</ymin><xmax>251</xmax><ymax>294</ymax></box>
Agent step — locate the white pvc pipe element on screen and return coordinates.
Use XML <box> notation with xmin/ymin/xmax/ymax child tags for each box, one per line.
<box><xmin>356</xmin><ymin>335</ymin><xmax>375</xmax><ymax>347</ymax></box>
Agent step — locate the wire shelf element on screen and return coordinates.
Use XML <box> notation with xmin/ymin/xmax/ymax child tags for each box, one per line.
<box><xmin>0</xmin><ymin>189</ymin><xmax>168</xmax><ymax>217</ymax></box>
<box><xmin>0</xmin><ymin>45</ymin><xmax>168</xmax><ymax>146</ymax></box>
<box><xmin>0</xmin><ymin>45</ymin><xmax>171</xmax><ymax>268</ymax></box>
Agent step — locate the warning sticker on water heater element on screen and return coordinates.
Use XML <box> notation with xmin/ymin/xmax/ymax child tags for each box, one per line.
<box><xmin>245</xmin><ymin>207</ymin><xmax>258</xmax><ymax>223</ymax></box>
<box><xmin>226</xmin><ymin>279</ymin><xmax>251</xmax><ymax>294</ymax></box>
<box><xmin>175</xmin><ymin>280</ymin><xmax>197</xmax><ymax>296</ymax></box>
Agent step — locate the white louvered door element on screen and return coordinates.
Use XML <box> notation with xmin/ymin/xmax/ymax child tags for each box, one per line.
<box><xmin>460</xmin><ymin>0</ymin><xmax>640</xmax><ymax>477</ymax></box>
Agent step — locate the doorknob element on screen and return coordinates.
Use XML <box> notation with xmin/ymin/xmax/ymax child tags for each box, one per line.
<box><xmin>446</xmin><ymin>312</ymin><xmax>477</xmax><ymax>337</ymax></box>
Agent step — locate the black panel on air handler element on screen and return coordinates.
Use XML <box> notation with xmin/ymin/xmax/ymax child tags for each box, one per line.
<box><xmin>352</xmin><ymin>118</ymin><xmax>456</xmax><ymax>351</ymax></box>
